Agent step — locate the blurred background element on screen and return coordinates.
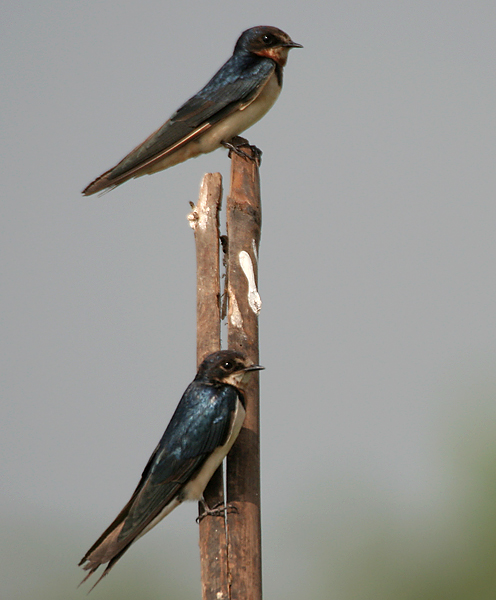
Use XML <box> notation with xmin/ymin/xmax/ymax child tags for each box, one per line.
<box><xmin>2</xmin><ymin>1</ymin><xmax>496</xmax><ymax>598</ymax></box>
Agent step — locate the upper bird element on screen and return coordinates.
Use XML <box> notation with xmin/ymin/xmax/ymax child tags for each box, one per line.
<box><xmin>79</xmin><ymin>350</ymin><xmax>263</xmax><ymax>589</ymax></box>
<box><xmin>82</xmin><ymin>26</ymin><xmax>302</xmax><ymax>195</ymax></box>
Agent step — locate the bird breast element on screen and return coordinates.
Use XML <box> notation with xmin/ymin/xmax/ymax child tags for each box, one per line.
<box><xmin>194</xmin><ymin>70</ymin><xmax>282</xmax><ymax>154</ymax></box>
<box><xmin>180</xmin><ymin>397</ymin><xmax>246</xmax><ymax>501</ymax></box>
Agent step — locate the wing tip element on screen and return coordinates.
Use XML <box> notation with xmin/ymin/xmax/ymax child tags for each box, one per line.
<box><xmin>82</xmin><ymin>176</ymin><xmax>113</xmax><ymax>196</ymax></box>
<box><xmin>78</xmin><ymin>563</ymin><xmax>111</xmax><ymax>594</ymax></box>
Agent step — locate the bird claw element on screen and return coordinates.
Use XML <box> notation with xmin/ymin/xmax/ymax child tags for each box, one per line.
<box><xmin>222</xmin><ymin>137</ymin><xmax>262</xmax><ymax>166</ymax></box>
<box><xmin>196</xmin><ymin>500</ymin><xmax>239</xmax><ymax>523</ymax></box>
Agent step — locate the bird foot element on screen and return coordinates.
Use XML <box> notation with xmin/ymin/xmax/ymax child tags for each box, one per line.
<box><xmin>196</xmin><ymin>499</ymin><xmax>239</xmax><ymax>522</ymax></box>
<box><xmin>222</xmin><ymin>136</ymin><xmax>262</xmax><ymax>165</ymax></box>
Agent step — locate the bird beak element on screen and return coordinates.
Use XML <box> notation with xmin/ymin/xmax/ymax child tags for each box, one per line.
<box><xmin>243</xmin><ymin>364</ymin><xmax>265</xmax><ymax>372</ymax></box>
<box><xmin>284</xmin><ymin>41</ymin><xmax>303</xmax><ymax>49</ymax></box>
<box><xmin>225</xmin><ymin>363</ymin><xmax>264</xmax><ymax>387</ymax></box>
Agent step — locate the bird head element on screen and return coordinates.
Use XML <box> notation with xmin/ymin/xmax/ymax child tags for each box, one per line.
<box><xmin>196</xmin><ymin>350</ymin><xmax>264</xmax><ymax>387</ymax></box>
<box><xmin>236</xmin><ymin>26</ymin><xmax>303</xmax><ymax>67</ymax></box>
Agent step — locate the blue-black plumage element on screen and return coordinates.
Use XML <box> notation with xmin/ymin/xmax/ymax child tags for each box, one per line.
<box><xmin>79</xmin><ymin>350</ymin><xmax>263</xmax><ymax>589</ymax></box>
<box><xmin>82</xmin><ymin>26</ymin><xmax>302</xmax><ymax>195</ymax></box>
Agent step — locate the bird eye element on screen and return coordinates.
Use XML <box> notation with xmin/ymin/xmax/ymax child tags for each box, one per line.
<box><xmin>262</xmin><ymin>33</ymin><xmax>276</xmax><ymax>45</ymax></box>
<box><xmin>222</xmin><ymin>360</ymin><xmax>234</xmax><ymax>370</ymax></box>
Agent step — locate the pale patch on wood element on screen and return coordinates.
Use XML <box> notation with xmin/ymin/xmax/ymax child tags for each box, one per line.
<box><xmin>188</xmin><ymin>175</ymin><xmax>210</xmax><ymax>230</ymax></box>
<box><xmin>252</xmin><ymin>239</ymin><xmax>258</xmax><ymax>260</ymax></box>
<box><xmin>229</xmin><ymin>288</ymin><xmax>243</xmax><ymax>328</ymax></box>
<box><xmin>239</xmin><ymin>250</ymin><xmax>262</xmax><ymax>315</ymax></box>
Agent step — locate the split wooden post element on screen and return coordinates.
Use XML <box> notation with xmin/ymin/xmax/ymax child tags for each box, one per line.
<box><xmin>189</xmin><ymin>146</ymin><xmax>262</xmax><ymax>600</ymax></box>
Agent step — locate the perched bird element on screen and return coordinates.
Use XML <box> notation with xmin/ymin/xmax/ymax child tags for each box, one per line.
<box><xmin>79</xmin><ymin>350</ymin><xmax>263</xmax><ymax>588</ymax></box>
<box><xmin>82</xmin><ymin>26</ymin><xmax>302</xmax><ymax>195</ymax></box>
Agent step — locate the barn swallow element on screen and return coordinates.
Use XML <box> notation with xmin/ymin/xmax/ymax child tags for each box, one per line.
<box><xmin>82</xmin><ymin>26</ymin><xmax>302</xmax><ymax>195</ymax></box>
<box><xmin>79</xmin><ymin>350</ymin><xmax>263</xmax><ymax>589</ymax></box>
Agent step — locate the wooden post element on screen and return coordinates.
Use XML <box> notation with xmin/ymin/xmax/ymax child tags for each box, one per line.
<box><xmin>225</xmin><ymin>146</ymin><xmax>263</xmax><ymax>600</ymax></box>
<box><xmin>188</xmin><ymin>173</ymin><xmax>229</xmax><ymax>600</ymax></box>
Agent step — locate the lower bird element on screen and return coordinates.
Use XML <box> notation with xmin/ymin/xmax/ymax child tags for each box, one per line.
<box><xmin>79</xmin><ymin>350</ymin><xmax>263</xmax><ymax>589</ymax></box>
<box><xmin>82</xmin><ymin>25</ymin><xmax>302</xmax><ymax>195</ymax></box>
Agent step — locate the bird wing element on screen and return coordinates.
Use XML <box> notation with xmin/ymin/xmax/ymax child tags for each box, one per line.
<box><xmin>83</xmin><ymin>60</ymin><xmax>275</xmax><ymax>193</ymax></box>
<box><xmin>79</xmin><ymin>384</ymin><xmax>238</xmax><ymax>584</ymax></box>
<box><xmin>119</xmin><ymin>390</ymin><xmax>236</xmax><ymax>539</ymax></box>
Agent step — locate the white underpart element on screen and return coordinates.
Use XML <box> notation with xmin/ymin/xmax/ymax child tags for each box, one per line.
<box><xmin>239</xmin><ymin>250</ymin><xmax>262</xmax><ymax>314</ymax></box>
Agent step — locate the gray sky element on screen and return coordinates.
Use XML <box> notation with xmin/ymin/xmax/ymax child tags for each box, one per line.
<box><xmin>2</xmin><ymin>1</ymin><xmax>496</xmax><ymax>599</ymax></box>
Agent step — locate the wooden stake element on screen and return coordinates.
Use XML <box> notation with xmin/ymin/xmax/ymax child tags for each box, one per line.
<box><xmin>189</xmin><ymin>172</ymin><xmax>229</xmax><ymax>600</ymax></box>
<box><xmin>225</xmin><ymin>146</ymin><xmax>263</xmax><ymax>600</ymax></box>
